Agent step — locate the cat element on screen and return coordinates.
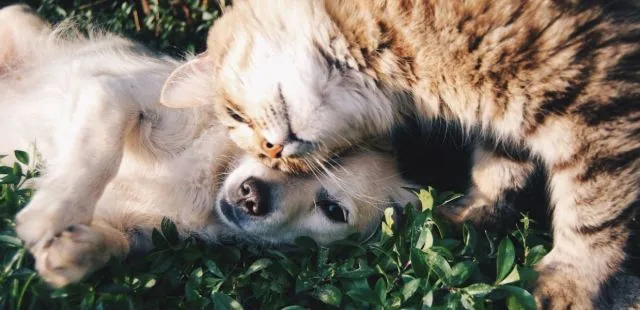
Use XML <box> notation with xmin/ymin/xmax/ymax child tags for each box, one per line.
<box><xmin>0</xmin><ymin>4</ymin><xmax>417</xmax><ymax>287</ymax></box>
<box><xmin>160</xmin><ymin>0</ymin><xmax>640</xmax><ymax>308</ymax></box>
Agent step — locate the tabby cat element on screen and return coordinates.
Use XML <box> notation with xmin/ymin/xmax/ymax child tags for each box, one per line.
<box><xmin>160</xmin><ymin>1</ymin><xmax>640</xmax><ymax>308</ymax></box>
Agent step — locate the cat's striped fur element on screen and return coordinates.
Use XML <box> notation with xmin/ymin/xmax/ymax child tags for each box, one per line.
<box><xmin>160</xmin><ymin>0</ymin><xmax>640</xmax><ymax>308</ymax></box>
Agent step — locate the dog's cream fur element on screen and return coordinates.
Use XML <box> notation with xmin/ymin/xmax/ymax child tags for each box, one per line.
<box><xmin>0</xmin><ymin>5</ymin><xmax>417</xmax><ymax>287</ymax></box>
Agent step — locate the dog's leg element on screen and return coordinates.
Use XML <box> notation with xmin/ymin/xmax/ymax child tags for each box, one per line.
<box><xmin>33</xmin><ymin>221</ymin><xmax>129</xmax><ymax>288</ymax></box>
<box><xmin>15</xmin><ymin>76</ymin><xmax>139</xmax><ymax>253</ymax></box>
<box><xmin>0</xmin><ymin>4</ymin><xmax>50</xmax><ymax>73</ymax></box>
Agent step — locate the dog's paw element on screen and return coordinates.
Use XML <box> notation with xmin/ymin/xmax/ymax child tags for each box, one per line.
<box><xmin>15</xmin><ymin>192</ymin><xmax>93</xmax><ymax>251</ymax></box>
<box><xmin>33</xmin><ymin>224</ymin><xmax>111</xmax><ymax>288</ymax></box>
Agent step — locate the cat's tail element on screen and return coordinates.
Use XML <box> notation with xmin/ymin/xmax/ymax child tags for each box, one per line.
<box><xmin>0</xmin><ymin>4</ymin><xmax>52</xmax><ymax>74</ymax></box>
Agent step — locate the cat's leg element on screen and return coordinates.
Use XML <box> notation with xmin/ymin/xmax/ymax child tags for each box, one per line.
<box><xmin>33</xmin><ymin>221</ymin><xmax>129</xmax><ymax>287</ymax></box>
<box><xmin>527</xmin><ymin>114</ymin><xmax>640</xmax><ymax>309</ymax></box>
<box><xmin>533</xmin><ymin>160</ymin><xmax>638</xmax><ymax>309</ymax></box>
<box><xmin>15</xmin><ymin>76</ymin><xmax>139</xmax><ymax>253</ymax></box>
<box><xmin>437</xmin><ymin>141</ymin><xmax>536</xmax><ymax>229</ymax></box>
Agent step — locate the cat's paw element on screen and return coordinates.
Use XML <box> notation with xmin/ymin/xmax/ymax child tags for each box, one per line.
<box><xmin>436</xmin><ymin>193</ymin><xmax>517</xmax><ymax>231</ymax></box>
<box><xmin>15</xmin><ymin>192</ymin><xmax>93</xmax><ymax>251</ymax></box>
<box><xmin>533</xmin><ymin>269</ymin><xmax>595</xmax><ymax>310</ymax></box>
<box><xmin>437</xmin><ymin>195</ymin><xmax>497</xmax><ymax>226</ymax></box>
<box><xmin>32</xmin><ymin>224</ymin><xmax>111</xmax><ymax>288</ymax></box>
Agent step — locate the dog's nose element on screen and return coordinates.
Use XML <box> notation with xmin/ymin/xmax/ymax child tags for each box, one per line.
<box><xmin>236</xmin><ymin>177</ymin><xmax>270</xmax><ymax>216</ymax></box>
<box><xmin>260</xmin><ymin>139</ymin><xmax>283</xmax><ymax>159</ymax></box>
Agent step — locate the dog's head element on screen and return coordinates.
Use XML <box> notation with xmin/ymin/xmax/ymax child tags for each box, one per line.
<box><xmin>213</xmin><ymin>148</ymin><xmax>418</xmax><ymax>246</ymax></box>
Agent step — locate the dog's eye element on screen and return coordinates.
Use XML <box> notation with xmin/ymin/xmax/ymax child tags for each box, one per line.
<box><xmin>226</xmin><ymin>107</ymin><xmax>247</xmax><ymax>123</ymax></box>
<box><xmin>317</xmin><ymin>201</ymin><xmax>348</xmax><ymax>223</ymax></box>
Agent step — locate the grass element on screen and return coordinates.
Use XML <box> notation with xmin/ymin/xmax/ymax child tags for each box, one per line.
<box><xmin>0</xmin><ymin>150</ymin><xmax>552</xmax><ymax>309</ymax></box>
<box><xmin>1</xmin><ymin>1</ymin><xmax>552</xmax><ymax>309</ymax></box>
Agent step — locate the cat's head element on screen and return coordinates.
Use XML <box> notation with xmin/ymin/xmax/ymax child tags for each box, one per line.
<box><xmin>161</xmin><ymin>0</ymin><xmax>399</xmax><ymax>173</ymax></box>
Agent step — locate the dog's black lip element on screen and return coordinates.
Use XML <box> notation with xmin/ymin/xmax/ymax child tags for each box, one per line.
<box><xmin>219</xmin><ymin>198</ymin><xmax>243</xmax><ymax>229</ymax></box>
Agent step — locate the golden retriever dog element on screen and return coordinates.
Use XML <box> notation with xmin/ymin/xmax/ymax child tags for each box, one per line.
<box><xmin>0</xmin><ymin>4</ymin><xmax>417</xmax><ymax>287</ymax></box>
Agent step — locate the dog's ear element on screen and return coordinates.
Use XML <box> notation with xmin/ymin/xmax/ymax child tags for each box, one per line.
<box><xmin>0</xmin><ymin>5</ymin><xmax>50</xmax><ymax>72</ymax></box>
<box><xmin>160</xmin><ymin>53</ymin><xmax>214</xmax><ymax>108</ymax></box>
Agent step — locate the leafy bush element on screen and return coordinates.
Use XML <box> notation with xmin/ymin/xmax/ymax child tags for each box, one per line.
<box><xmin>0</xmin><ymin>150</ymin><xmax>551</xmax><ymax>309</ymax></box>
<box><xmin>14</xmin><ymin>0</ymin><xmax>225</xmax><ymax>57</ymax></box>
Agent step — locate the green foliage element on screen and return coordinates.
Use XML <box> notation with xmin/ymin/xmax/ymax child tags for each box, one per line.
<box><xmin>13</xmin><ymin>0</ymin><xmax>226</xmax><ymax>57</ymax></box>
<box><xmin>0</xmin><ymin>150</ymin><xmax>552</xmax><ymax>309</ymax></box>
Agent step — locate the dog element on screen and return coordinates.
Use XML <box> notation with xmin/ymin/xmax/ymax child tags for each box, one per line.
<box><xmin>0</xmin><ymin>4</ymin><xmax>417</xmax><ymax>287</ymax></box>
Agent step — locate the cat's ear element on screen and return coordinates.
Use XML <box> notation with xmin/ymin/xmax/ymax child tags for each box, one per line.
<box><xmin>160</xmin><ymin>53</ymin><xmax>214</xmax><ymax>108</ymax></box>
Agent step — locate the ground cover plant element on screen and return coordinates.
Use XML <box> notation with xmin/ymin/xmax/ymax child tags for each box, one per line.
<box><xmin>0</xmin><ymin>150</ymin><xmax>551</xmax><ymax>309</ymax></box>
<box><xmin>0</xmin><ymin>1</ymin><xmax>552</xmax><ymax>309</ymax></box>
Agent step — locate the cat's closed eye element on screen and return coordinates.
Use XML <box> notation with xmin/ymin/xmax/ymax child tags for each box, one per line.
<box><xmin>226</xmin><ymin>106</ymin><xmax>248</xmax><ymax>123</ymax></box>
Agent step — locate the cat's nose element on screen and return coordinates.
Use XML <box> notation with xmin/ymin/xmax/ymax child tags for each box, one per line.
<box><xmin>260</xmin><ymin>139</ymin><xmax>283</xmax><ymax>158</ymax></box>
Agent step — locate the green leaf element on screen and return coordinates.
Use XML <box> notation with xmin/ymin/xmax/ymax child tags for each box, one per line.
<box><xmin>160</xmin><ymin>217</ymin><xmax>179</xmax><ymax>245</ymax></box>
<box><xmin>80</xmin><ymin>290</ymin><xmax>96</xmax><ymax>309</ymax></box>
<box><xmin>460</xmin><ymin>222</ymin><xmax>477</xmax><ymax>255</ymax></box>
<box><xmin>463</xmin><ymin>283</ymin><xmax>495</xmax><ymax>298</ymax></box>
<box><xmin>149</xmin><ymin>253</ymin><xmax>173</xmax><ymax>274</ymax></box>
<box><xmin>205</xmin><ymin>260</ymin><xmax>225</xmax><ymax>279</ymax></box>
<box><xmin>498</xmin><ymin>265</ymin><xmax>520</xmax><ymax>285</ymax></box>
<box><xmin>374</xmin><ymin>278</ymin><xmax>387</xmax><ymax>303</ymax></box>
<box><xmin>336</xmin><ymin>261</ymin><xmax>376</xmax><ymax>279</ymax></box>
<box><xmin>525</xmin><ymin>245</ymin><xmax>548</xmax><ymax>266</ymax></box>
<box><xmin>460</xmin><ymin>292</ymin><xmax>477</xmax><ymax>310</ymax></box>
<box><xmin>517</xmin><ymin>266</ymin><xmax>539</xmax><ymax>286</ymax></box>
<box><xmin>211</xmin><ymin>292</ymin><xmax>244</xmax><ymax>310</ymax></box>
<box><xmin>294</xmin><ymin>236</ymin><xmax>318</xmax><ymax>252</ymax></box>
<box><xmin>495</xmin><ymin>237</ymin><xmax>515</xmax><ymax>283</ymax></box>
<box><xmin>430</xmin><ymin>246</ymin><xmax>455</xmax><ymax>261</ymax></box>
<box><xmin>295</xmin><ymin>273</ymin><xmax>315</xmax><ymax>293</ymax></box>
<box><xmin>384</xmin><ymin>207</ymin><xmax>395</xmax><ymax>228</ymax></box>
<box><xmin>387</xmin><ymin>295</ymin><xmax>402</xmax><ymax>308</ymax></box>
<box><xmin>151</xmin><ymin>228</ymin><xmax>168</xmax><ymax>248</ymax></box>
<box><xmin>0</xmin><ymin>166</ymin><xmax>12</xmax><ymax>175</ymax></box>
<box><xmin>450</xmin><ymin>261</ymin><xmax>477</xmax><ymax>286</ymax></box>
<box><xmin>444</xmin><ymin>292</ymin><xmax>463</xmax><ymax>310</ymax></box>
<box><xmin>346</xmin><ymin>288</ymin><xmax>382</xmax><ymax>306</ymax></box>
<box><xmin>312</xmin><ymin>284</ymin><xmax>342</xmax><ymax>307</ymax></box>
<box><xmin>243</xmin><ymin>258</ymin><xmax>272</xmax><ymax>276</ymax></box>
<box><xmin>424</xmin><ymin>249</ymin><xmax>453</xmax><ymax>285</ymax></box>
<box><xmin>0</xmin><ymin>235</ymin><xmax>23</xmax><ymax>247</ymax></box>
<box><xmin>281</xmin><ymin>306</ymin><xmax>306</xmax><ymax>310</ymax></box>
<box><xmin>382</xmin><ymin>207</ymin><xmax>395</xmax><ymax>238</ymax></box>
<box><xmin>422</xmin><ymin>290</ymin><xmax>434</xmax><ymax>307</ymax></box>
<box><xmin>185</xmin><ymin>280</ymin><xmax>201</xmax><ymax>302</ymax></box>
<box><xmin>401</xmin><ymin>278</ymin><xmax>421</xmax><ymax>302</ymax></box>
<box><xmin>422</xmin><ymin>229</ymin><xmax>434</xmax><ymax>250</ymax></box>
<box><xmin>501</xmin><ymin>285</ymin><xmax>537</xmax><ymax>310</ymax></box>
<box><xmin>12</xmin><ymin>162</ymin><xmax>22</xmax><ymax>179</ymax></box>
<box><xmin>410</xmin><ymin>247</ymin><xmax>429</xmax><ymax>278</ymax></box>
<box><xmin>14</xmin><ymin>151</ymin><xmax>29</xmax><ymax>165</ymax></box>
<box><xmin>418</xmin><ymin>189</ymin><xmax>434</xmax><ymax>211</ymax></box>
